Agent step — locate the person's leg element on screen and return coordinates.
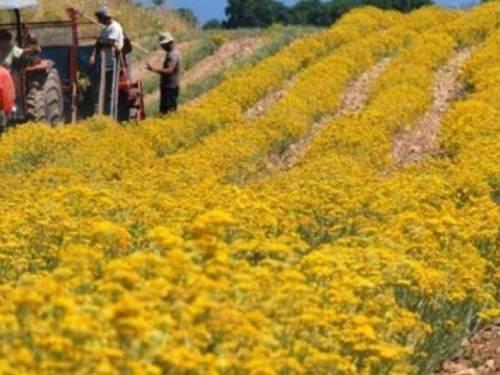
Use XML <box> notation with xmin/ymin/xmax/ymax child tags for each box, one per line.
<box><xmin>159</xmin><ymin>88</ymin><xmax>168</xmax><ymax>115</ymax></box>
<box><xmin>117</xmin><ymin>90</ymin><xmax>130</xmax><ymax>123</ymax></box>
<box><xmin>163</xmin><ymin>88</ymin><xmax>179</xmax><ymax>114</ymax></box>
<box><xmin>172</xmin><ymin>87</ymin><xmax>179</xmax><ymax>112</ymax></box>
<box><xmin>159</xmin><ymin>88</ymin><xmax>177</xmax><ymax>115</ymax></box>
<box><xmin>104</xmin><ymin>69</ymin><xmax>113</xmax><ymax>116</ymax></box>
<box><xmin>92</xmin><ymin>64</ymin><xmax>100</xmax><ymax>113</ymax></box>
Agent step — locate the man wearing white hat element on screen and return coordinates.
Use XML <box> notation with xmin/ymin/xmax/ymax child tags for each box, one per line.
<box><xmin>146</xmin><ymin>31</ymin><xmax>181</xmax><ymax>115</ymax></box>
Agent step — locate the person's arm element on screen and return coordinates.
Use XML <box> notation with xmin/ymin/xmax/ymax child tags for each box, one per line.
<box><xmin>11</xmin><ymin>46</ymin><xmax>25</xmax><ymax>60</ymax></box>
<box><xmin>89</xmin><ymin>42</ymin><xmax>97</xmax><ymax>66</ymax></box>
<box><xmin>146</xmin><ymin>54</ymin><xmax>179</xmax><ymax>75</ymax></box>
<box><xmin>90</xmin><ymin>38</ymin><xmax>117</xmax><ymax>65</ymax></box>
<box><xmin>97</xmin><ymin>38</ymin><xmax>118</xmax><ymax>48</ymax></box>
<box><xmin>102</xmin><ymin>22</ymin><xmax>123</xmax><ymax>52</ymax></box>
<box><xmin>90</xmin><ymin>23</ymin><xmax>121</xmax><ymax>65</ymax></box>
<box><xmin>146</xmin><ymin>62</ymin><xmax>176</xmax><ymax>75</ymax></box>
<box><xmin>21</xmin><ymin>46</ymin><xmax>41</xmax><ymax>56</ymax></box>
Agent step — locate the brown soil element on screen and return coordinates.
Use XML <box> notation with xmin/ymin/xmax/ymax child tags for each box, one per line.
<box><xmin>133</xmin><ymin>50</ymin><xmax>165</xmax><ymax>83</ymax></box>
<box><xmin>392</xmin><ymin>49</ymin><xmax>472</xmax><ymax>165</ymax></box>
<box><xmin>244</xmin><ymin>78</ymin><xmax>297</xmax><ymax>121</ymax></box>
<box><xmin>143</xmin><ymin>36</ymin><xmax>264</xmax><ymax>106</ymax></box>
<box><xmin>432</xmin><ymin>320</ymin><xmax>500</xmax><ymax>375</ymax></box>
<box><xmin>267</xmin><ymin>57</ymin><xmax>392</xmax><ymax>171</ymax></box>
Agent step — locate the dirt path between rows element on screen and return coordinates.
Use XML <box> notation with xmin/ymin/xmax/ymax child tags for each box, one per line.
<box><xmin>392</xmin><ymin>49</ymin><xmax>472</xmax><ymax>166</ymax></box>
<box><xmin>267</xmin><ymin>57</ymin><xmax>392</xmax><ymax>171</ymax></box>
<box><xmin>432</xmin><ymin>319</ymin><xmax>500</xmax><ymax>375</ymax></box>
<box><xmin>387</xmin><ymin>48</ymin><xmax>500</xmax><ymax>375</ymax></box>
<box><xmin>143</xmin><ymin>36</ymin><xmax>263</xmax><ymax>106</ymax></box>
<box><xmin>244</xmin><ymin>78</ymin><xmax>297</xmax><ymax>121</ymax></box>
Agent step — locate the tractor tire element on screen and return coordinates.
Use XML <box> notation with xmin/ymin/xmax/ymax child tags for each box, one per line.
<box><xmin>26</xmin><ymin>67</ymin><xmax>64</xmax><ymax>125</ymax></box>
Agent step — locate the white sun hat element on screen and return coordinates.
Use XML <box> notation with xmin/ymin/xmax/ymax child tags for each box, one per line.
<box><xmin>158</xmin><ymin>31</ymin><xmax>175</xmax><ymax>45</ymax></box>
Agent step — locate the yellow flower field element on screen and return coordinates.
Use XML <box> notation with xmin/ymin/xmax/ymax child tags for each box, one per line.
<box><xmin>1</xmin><ymin>3</ymin><xmax>500</xmax><ymax>374</ymax></box>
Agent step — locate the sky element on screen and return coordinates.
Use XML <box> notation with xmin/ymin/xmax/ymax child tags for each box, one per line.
<box><xmin>166</xmin><ymin>0</ymin><xmax>300</xmax><ymax>23</ymax></box>
<box><xmin>162</xmin><ymin>0</ymin><xmax>479</xmax><ymax>23</ymax></box>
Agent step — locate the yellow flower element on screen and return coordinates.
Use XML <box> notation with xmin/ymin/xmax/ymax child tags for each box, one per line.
<box><xmin>90</xmin><ymin>221</ymin><xmax>132</xmax><ymax>250</ymax></box>
<box><xmin>147</xmin><ymin>226</ymin><xmax>183</xmax><ymax>250</ymax></box>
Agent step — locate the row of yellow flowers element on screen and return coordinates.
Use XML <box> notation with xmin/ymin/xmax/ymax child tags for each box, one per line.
<box><xmin>160</xmin><ymin>6</ymin><xmax>460</xmax><ymax>187</ymax></box>
<box><xmin>243</xmin><ymin>3</ymin><xmax>500</xmax><ymax>372</ymax></box>
<box><xmin>0</xmin><ymin>7</ymin><xmax>417</xmax><ymax>264</ymax></box>
<box><xmin>139</xmin><ymin>7</ymin><xmax>401</xmax><ymax>156</ymax></box>
<box><xmin>1</xmin><ymin>4</ymin><xmax>500</xmax><ymax>374</ymax></box>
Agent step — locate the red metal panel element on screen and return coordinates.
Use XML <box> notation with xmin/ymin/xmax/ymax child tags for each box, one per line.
<box><xmin>0</xmin><ymin>67</ymin><xmax>16</xmax><ymax>113</ymax></box>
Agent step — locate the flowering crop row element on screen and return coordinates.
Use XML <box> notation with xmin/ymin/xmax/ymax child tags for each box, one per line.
<box><xmin>243</xmin><ymin>3</ymin><xmax>500</xmax><ymax>371</ymax></box>
<box><xmin>139</xmin><ymin>7</ymin><xmax>401</xmax><ymax>156</ymax></box>
<box><xmin>158</xmin><ymin>6</ymin><xmax>461</xmax><ymax>188</ymax></box>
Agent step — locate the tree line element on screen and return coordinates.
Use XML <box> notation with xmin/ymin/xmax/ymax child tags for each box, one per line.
<box><xmin>203</xmin><ymin>0</ymin><xmax>433</xmax><ymax>29</ymax></box>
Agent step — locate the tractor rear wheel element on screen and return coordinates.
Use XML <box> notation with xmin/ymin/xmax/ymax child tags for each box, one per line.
<box><xmin>26</xmin><ymin>67</ymin><xmax>63</xmax><ymax>125</ymax></box>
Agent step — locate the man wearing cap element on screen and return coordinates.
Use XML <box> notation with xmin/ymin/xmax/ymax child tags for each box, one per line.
<box><xmin>89</xmin><ymin>7</ymin><xmax>125</xmax><ymax>117</ymax></box>
<box><xmin>146</xmin><ymin>32</ymin><xmax>181</xmax><ymax>115</ymax></box>
<box><xmin>89</xmin><ymin>7</ymin><xmax>124</xmax><ymax>68</ymax></box>
<box><xmin>0</xmin><ymin>30</ymin><xmax>41</xmax><ymax>69</ymax></box>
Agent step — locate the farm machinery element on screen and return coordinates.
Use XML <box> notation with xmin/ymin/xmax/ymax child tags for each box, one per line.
<box><xmin>0</xmin><ymin>0</ymin><xmax>146</xmax><ymax>130</ymax></box>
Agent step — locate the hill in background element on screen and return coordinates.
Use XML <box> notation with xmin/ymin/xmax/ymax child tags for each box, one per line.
<box><xmin>5</xmin><ymin>0</ymin><xmax>193</xmax><ymax>40</ymax></box>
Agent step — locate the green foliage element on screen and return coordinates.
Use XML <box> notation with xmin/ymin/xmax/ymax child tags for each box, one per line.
<box><xmin>224</xmin><ymin>0</ymin><xmax>434</xmax><ymax>28</ymax></box>
<box><xmin>224</xmin><ymin>0</ymin><xmax>289</xmax><ymax>28</ymax></box>
<box><xmin>364</xmin><ymin>0</ymin><xmax>433</xmax><ymax>12</ymax></box>
<box><xmin>175</xmin><ymin>8</ymin><xmax>199</xmax><ymax>27</ymax></box>
<box><xmin>183</xmin><ymin>36</ymin><xmax>220</xmax><ymax>71</ymax></box>
<box><xmin>203</xmin><ymin>19</ymin><xmax>223</xmax><ymax>30</ymax></box>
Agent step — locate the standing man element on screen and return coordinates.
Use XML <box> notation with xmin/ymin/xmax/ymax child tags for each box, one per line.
<box><xmin>0</xmin><ymin>30</ymin><xmax>41</xmax><ymax>118</ymax></box>
<box><xmin>0</xmin><ymin>30</ymin><xmax>41</xmax><ymax>68</ymax></box>
<box><xmin>89</xmin><ymin>7</ymin><xmax>124</xmax><ymax>117</ymax></box>
<box><xmin>146</xmin><ymin>32</ymin><xmax>181</xmax><ymax>115</ymax></box>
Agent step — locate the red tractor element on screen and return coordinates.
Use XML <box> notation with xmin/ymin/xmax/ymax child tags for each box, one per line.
<box><xmin>0</xmin><ymin>0</ymin><xmax>145</xmax><ymax>130</ymax></box>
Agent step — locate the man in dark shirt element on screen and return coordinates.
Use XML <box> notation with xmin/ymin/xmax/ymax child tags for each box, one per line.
<box><xmin>146</xmin><ymin>32</ymin><xmax>181</xmax><ymax>115</ymax></box>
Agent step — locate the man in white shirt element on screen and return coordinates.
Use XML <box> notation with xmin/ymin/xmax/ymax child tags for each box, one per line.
<box><xmin>0</xmin><ymin>30</ymin><xmax>42</xmax><ymax>117</ymax></box>
<box><xmin>89</xmin><ymin>7</ymin><xmax>125</xmax><ymax>118</ymax></box>
<box><xmin>89</xmin><ymin>7</ymin><xmax>124</xmax><ymax>68</ymax></box>
<box><xmin>0</xmin><ymin>30</ymin><xmax>41</xmax><ymax>68</ymax></box>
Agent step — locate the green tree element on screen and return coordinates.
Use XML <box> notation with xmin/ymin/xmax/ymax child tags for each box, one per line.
<box><xmin>203</xmin><ymin>19</ymin><xmax>223</xmax><ymax>30</ymax></box>
<box><xmin>176</xmin><ymin>8</ymin><xmax>199</xmax><ymax>27</ymax></box>
<box><xmin>365</xmin><ymin>0</ymin><xmax>432</xmax><ymax>12</ymax></box>
<box><xmin>151</xmin><ymin>0</ymin><xmax>165</xmax><ymax>7</ymax></box>
<box><xmin>325</xmin><ymin>0</ymin><xmax>362</xmax><ymax>21</ymax></box>
<box><xmin>224</xmin><ymin>0</ymin><xmax>288</xmax><ymax>28</ymax></box>
<box><xmin>396</xmin><ymin>0</ymin><xmax>433</xmax><ymax>12</ymax></box>
<box><xmin>223</xmin><ymin>0</ymin><xmax>434</xmax><ymax>29</ymax></box>
<box><xmin>289</xmin><ymin>0</ymin><xmax>333</xmax><ymax>26</ymax></box>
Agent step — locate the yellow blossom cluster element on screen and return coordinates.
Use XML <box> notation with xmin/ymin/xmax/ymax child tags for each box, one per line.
<box><xmin>1</xmin><ymin>4</ymin><xmax>500</xmax><ymax>374</ymax></box>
